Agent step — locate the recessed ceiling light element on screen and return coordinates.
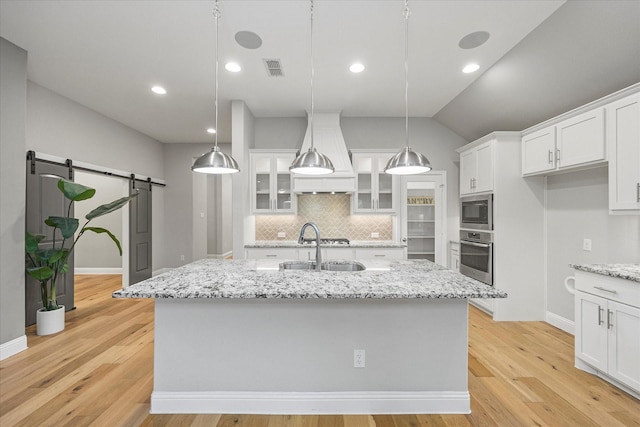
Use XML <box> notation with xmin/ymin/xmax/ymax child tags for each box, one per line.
<box><xmin>349</xmin><ymin>63</ymin><xmax>365</xmax><ymax>73</ymax></box>
<box><xmin>225</xmin><ymin>62</ymin><xmax>241</xmax><ymax>73</ymax></box>
<box><xmin>207</xmin><ymin>128</ymin><xmax>216</xmax><ymax>134</ymax></box>
<box><xmin>462</xmin><ymin>63</ymin><xmax>480</xmax><ymax>74</ymax></box>
<box><xmin>151</xmin><ymin>85</ymin><xmax>167</xmax><ymax>95</ymax></box>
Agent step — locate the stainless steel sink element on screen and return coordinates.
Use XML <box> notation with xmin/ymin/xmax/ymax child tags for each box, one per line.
<box><xmin>278</xmin><ymin>260</ymin><xmax>366</xmax><ymax>272</ymax></box>
<box><xmin>322</xmin><ymin>261</ymin><xmax>366</xmax><ymax>271</ymax></box>
<box><xmin>279</xmin><ymin>261</ymin><xmax>317</xmax><ymax>271</ymax></box>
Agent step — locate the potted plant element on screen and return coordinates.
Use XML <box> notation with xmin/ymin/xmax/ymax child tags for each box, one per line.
<box><xmin>25</xmin><ymin>179</ymin><xmax>137</xmax><ymax>335</ymax></box>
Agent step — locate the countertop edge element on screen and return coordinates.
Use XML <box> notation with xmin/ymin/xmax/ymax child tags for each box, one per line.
<box><xmin>570</xmin><ymin>263</ymin><xmax>640</xmax><ymax>283</ymax></box>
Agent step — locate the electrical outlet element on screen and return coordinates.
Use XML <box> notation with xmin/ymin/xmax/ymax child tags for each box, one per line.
<box><xmin>583</xmin><ymin>238</ymin><xmax>592</xmax><ymax>251</ymax></box>
<box><xmin>354</xmin><ymin>349</ymin><xmax>365</xmax><ymax>368</ymax></box>
<box><xmin>371</xmin><ymin>232</ymin><xmax>380</xmax><ymax>238</ymax></box>
<box><xmin>180</xmin><ymin>255</ymin><xmax>185</xmax><ymax>261</ymax></box>
<box><xmin>277</xmin><ymin>231</ymin><xmax>286</xmax><ymax>238</ymax></box>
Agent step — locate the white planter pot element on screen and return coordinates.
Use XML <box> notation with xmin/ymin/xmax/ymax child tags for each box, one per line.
<box><xmin>36</xmin><ymin>305</ymin><xmax>65</xmax><ymax>336</ymax></box>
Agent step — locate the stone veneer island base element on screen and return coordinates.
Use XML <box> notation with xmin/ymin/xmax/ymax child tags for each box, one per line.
<box><xmin>113</xmin><ymin>259</ymin><xmax>507</xmax><ymax>415</ymax></box>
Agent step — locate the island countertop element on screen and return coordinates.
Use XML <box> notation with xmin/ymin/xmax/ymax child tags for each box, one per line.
<box><xmin>113</xmin><ymin>259</ymin><xmax>507</xmax><ymax>300</ymax></box>
<box><xmin>570</xmin><ymin>263</ymin><xmax>640</xmax><ymax>283</ymax></box>
<box><xmin>245</xmin><ymin>241</ymin><xmax>406</xmax><ymax>248</ymax></box>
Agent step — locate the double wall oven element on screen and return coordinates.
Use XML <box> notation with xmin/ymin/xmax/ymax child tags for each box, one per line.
<box><xmin>459</xmin><ymin>194</ymin><xmax>493</xmax><ymax>286</ymax></box>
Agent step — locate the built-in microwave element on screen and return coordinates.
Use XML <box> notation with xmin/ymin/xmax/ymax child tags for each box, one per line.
<box><xmin>460</xmin><ymin>194</ymin><xmax>493</xmax><ymax>231</ymax></box>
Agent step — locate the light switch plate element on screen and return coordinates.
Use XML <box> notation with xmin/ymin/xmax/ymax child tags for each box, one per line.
<box><xmin>583</xmin><ymin>238</ymin><xmax>592</xmax><ymax>251</ymax></box>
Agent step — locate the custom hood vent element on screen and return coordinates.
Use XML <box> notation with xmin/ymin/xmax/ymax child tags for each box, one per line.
<box><xmin>292</xmin><ymin>112</ymin><xmax>356</xmax><ymax>193</ymax></box>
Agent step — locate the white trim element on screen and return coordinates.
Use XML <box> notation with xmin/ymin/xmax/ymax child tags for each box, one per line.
<box><xmin>207</xmin><ymin>251</ymin><xmax>233</xmax><ymax>259</ymax></box>
<box><xmin>0</xmin><ymin>335</ymin><xmax>28</xmax><ymax>361</ymax></box>
<box><xmin>74</xmin><ymin>268</ymin><xmax>122</xmax><ymax>275</ymax></box>
<box><xmin>150</xmin><ymin>390</ymin><xmax>470</xmax><ymax>415</ymax></box>
<box><xmin>575</xmin><ymin>358</ymin><xmax>640</xmax><ymax>400</ymax></box>
<box><xmin>546</xmin><ymin>311</ymin><xmax>574</xmax><ymax>335</ymax></box>
<box><xmin>152</xmin><ymin>268</ymin><xmax>173</xmax><ymax>277</ymax></box>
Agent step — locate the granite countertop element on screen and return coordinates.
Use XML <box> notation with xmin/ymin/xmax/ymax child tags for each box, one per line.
<box><xmin>570</xmin><ymin>263</ymin><xmax>640</xmax><ymax>283</ymax></box>
<box><xmin>113</xmin><ymin>259</ymin><xmax>507</xmax><ymax>300</ymax></box>
<box><xmin>245</xmin><ymin>241</ymin><xmax>406</xmax><ymax>248</ymax></box>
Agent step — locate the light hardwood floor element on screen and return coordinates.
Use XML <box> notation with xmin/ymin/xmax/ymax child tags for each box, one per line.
<box><xmin>1</xmin><ymin>275</ymin><xmax>638</xmax><ymax>426</ymax></box>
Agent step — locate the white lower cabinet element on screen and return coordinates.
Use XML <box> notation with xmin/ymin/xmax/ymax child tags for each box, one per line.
<box><xmin>354</xmin><ymin>248</ymin><xmax>404</xmax><ymax>259</ymax></box>
<box><xmin>245</xmin><ymin>248</ymin><xmax>297</xmax><ymax>259</ymax></box>
<box><xmin>298</xmin><ymin>247</ymin><xmax>355</xmax><ymax>261</ymax></box>
<box><xmin>575</xmin><ymin>272</ymin><xmax>640</xmax><ymax>395</ymax></box>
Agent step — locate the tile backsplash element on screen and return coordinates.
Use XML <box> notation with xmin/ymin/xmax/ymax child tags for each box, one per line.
<box><xmin>255</xmin><ymin>194</ymin><xmax>393</xmax><ymax>241</ymax></box>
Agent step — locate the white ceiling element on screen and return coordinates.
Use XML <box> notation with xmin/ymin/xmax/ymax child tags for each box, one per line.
<box><xmin>0</xmin><ymin>0</ymin><xmax>566</xmax><ymax>144</ymax></box>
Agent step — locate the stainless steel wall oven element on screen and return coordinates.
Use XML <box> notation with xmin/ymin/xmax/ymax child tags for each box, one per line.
<box><xmin>459</xmin><ymin>230</ymin><xmax>493</xmax><ymax>286</ymax></box>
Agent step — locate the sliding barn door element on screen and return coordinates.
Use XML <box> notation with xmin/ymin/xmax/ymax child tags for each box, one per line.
<box><xmin>25</xmin><ymin>155</ymin><xmax>75</xmax><ymax>326</ymax></box>
<box><xmin>129</xmin><ymin>179</ymin><xmax>152</xmax><ymax>285</ymax></box>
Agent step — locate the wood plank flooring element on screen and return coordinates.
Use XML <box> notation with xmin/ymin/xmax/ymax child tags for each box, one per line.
<box><xmin>1</xmin><ymin>274</ymin><xmax>638</xmax><ymax>426</ymax></box>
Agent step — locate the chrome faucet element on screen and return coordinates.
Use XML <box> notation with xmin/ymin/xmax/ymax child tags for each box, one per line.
<box><xmin>298</xmin><ymin>222</ymin><xmax>322</xmax><ymax>271</ymax></box>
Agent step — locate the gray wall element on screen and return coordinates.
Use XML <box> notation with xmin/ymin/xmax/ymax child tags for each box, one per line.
<box><xmin>0</xmin><ymin>38</ymin><xmax>27</xmax><ymax>347</ymax></box>
<box><xmin>546</xmin><ymin>167</ymin><xmax>640</xmax><ymax>322</ymax></box>
<box><xmin>253</xmin><ymin>116</ymin><xmax>469</xmax><ymax>242</ymax></box>
<box><xmin>74</xmin><ymin>171</ymin><xmax>124</xmax><ymax>270</ymax></box>
<box><xmin>207</xmin><ymin>174</ymin><xmax>233</xmax><ymax>257</ymax></box>
<box><xmin>163</xmin><ymin>142</ymin><xmax>234</xmax><ymax>267</ymax></box>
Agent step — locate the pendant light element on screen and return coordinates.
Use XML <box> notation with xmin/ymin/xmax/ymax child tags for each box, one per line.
<box><xmin>384</xmin><ymin>0</ymin><xmax>431</xmax><ymax>175</ymax></box>
<box><xmin>290</xmin><ymin>0</ymin><xmax>335</xmax><ymax>176</ymax></box>
<box><xmin>192</xmin><ymin>0</ymin><xmax>240</xmax><ymax>174</ymax></box>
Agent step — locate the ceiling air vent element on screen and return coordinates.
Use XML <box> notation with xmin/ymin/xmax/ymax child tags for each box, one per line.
<box><xmin>263</xmin><ymin>58</ymin><xmax>284</xmax><ymax>77</ymax></box>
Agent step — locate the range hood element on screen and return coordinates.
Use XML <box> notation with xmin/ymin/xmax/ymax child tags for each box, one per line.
<box><xmin>292</xmin><ymin>112</ymin><xmax>356</xmax><ymax>193</ymax></box>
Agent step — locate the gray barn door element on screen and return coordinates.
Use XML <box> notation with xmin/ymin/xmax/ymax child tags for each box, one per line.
<box><xmin>25</xmin><ymin>156</ymin><xmax>75</xmax><ymax>326</ymax></box>
<box><xmin>129</xmin><ymin>178</ymin><xmax>152</xmax><ymax>284</ymax></box>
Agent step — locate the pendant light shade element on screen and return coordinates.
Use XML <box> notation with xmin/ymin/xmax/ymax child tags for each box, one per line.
<box><xmin>192</xmin><ymin>0</ymin><xmax>240</xmax><ymax>175</ymax></box>
<box><xmin>192</xmin><ymin>145</ymin><xmax>240</xmax><ymax>174</ymax></box>
<box><xmin>290</xmin><ymin>147</ymin><xmax>334</xmax><ymax>175</ymax></box>
<box><xmin>384</xmin><ymin>146</ymin><xmax>431</xmax><ymax>175</ymax></box>
<box><xmin>385</xmin><ymin>0</ymin><xmax>431</xmax><ymax>176</ymax></box>
<box><xmin>290</xmin><ymin>0</ymin><xmax>334</xmax><ymax>176</ymax></box>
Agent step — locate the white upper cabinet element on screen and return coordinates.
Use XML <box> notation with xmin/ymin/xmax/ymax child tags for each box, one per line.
<box><xmin>460</xmin><ymin>141</ymin><xmax>493</xmax><ymax>195</ymax></box>
<box><xmin>250</xmin><ymin>150</ymin><xmax>297</xmax><ymax>214</ymax></box>
<box><xmin>607</xmin><ymin>93</ymin><xmax>640</xmax><ymax>213</ymax></box>
<box><xmin>522</xmin><ymin>108</ymin><xmax>606</xmax><ymax>176</ymax></box>
<box><xmin>351</xmin><ymin>150</ymin><xmax>397</xmax><ymax>214</ymax></box>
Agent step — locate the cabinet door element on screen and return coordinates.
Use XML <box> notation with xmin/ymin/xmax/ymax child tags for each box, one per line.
<box><xmin>475</xmin><ymin>142</ymin><xmax>494</xmax><ymax>192</ymax></box>
<box><xmin>274</xmin><ymin>156</ymin><xmax>294</xmax><ymax>212</ymax></box>
<box><xmin>607</xmin><ymin>94</ymin><xmax>640</xmax><ymax>211</ymax></box>
<box><xmin>459</xmin><ymin>150</ymin><xmax>476</xmax><ymax>195</ymax></box>
<box><xmin>354</xmin><ymin>155</ymin><xmax>374</xmax><ymax>212</ymax></box>
<box><xmin>557</xmin><ymin>108</ymin><xmax>606</xmax><ymax>169</ymax></box>
<box><xmin>325</xmin><ymin>248</ymin><xmax>355</xmax><ymax>260</ymax></box>
<box><xmin>376</xmin><ymin>156</ymin><xmax>395</xmax><ymax>211</ymax></box>
<box><xmin>575</xmin><ymin>291</ymin><xmax>608</xmax><ymax>372</ymax></box>
<box><xmin>522</xmin><ymin>127</ymin><xmax>556</xmax><ymax>175</ymax></box>
<box><xmin>253</xmin><ymin>156</ymin><xmax>273</xmax><ymax>213</ymax></box>
<box><xmin>607</xmin><ymin>300</ymin><xmax>640</xmax><ymax>391</ymax></box>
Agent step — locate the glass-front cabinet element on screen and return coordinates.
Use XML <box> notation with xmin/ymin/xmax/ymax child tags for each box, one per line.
<box><xmin>351</xmin><ymin>150</ymin><xmax>397</xmax><ymax>214</ymax></box>
<box><xmin>250</xmin><ymin>150</ymin><xmax>296</xmax><ymax>214</ymax></box>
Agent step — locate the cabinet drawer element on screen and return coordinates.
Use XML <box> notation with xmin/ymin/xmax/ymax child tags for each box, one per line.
<box><xmin>245</xmin><ymin>248</ymin><xmax>298</xmax><ymax>259</ymax></box>
<box><xmin>575</xmin><ymin>271</ymin><xmax>640</xmax><ymax>308</ymax></box>
<box><xmin>355</xmin><ymin>248</ymin><xmax>404</xmax><ymax>259</ymax></box>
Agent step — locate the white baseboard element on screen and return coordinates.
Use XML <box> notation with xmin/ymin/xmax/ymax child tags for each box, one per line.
<box><xmin>150</xmin><ymin>390</ymin><xmax>470</xmax><ymax>415</ymax></box>
<box><xmin>74</xmin><ymin>267</ymin><xmax>122</xmax><ymax>275</ymax></box>
<box><xmin>546</xmin><ymin>311</ymin><xmax>574</xmax><ymax>335</ymax></box>
<box><xmin>207</xmin><ymin>251</ymin><xmax>233</xmax><ymax>259</ymax></box>
<box><xmin>0</xmin><ymin>335</ymin><xmax>28</xmax><ymax>361</ymax></box>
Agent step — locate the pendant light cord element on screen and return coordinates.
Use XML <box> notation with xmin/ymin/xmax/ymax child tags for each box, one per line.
<box><xmin>404</xmin><ymin>0</ymin><xmax>410</xmax><ymax>149</ymax></box>
<box><xmin>213</xmin><ymin>0</ymin><xmax>220</xmax><ymax>149</ymax></box>
<box><xmin>309</xmin><ymin>0</ymin><xmax>315</xmax><ymax>150</ymax></box>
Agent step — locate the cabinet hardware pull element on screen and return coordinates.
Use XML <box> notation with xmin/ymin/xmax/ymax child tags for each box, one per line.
<box><xmin>556</xmin><ymin>149</ymin><xmax>560</xmax><ymax>162</ymax></box>
<box><xmin>374</xmin><ymin>254</ymin><xmax>386</xmax><ymax>257</ymax></box>
<box><xmin>637</xmin><ymin>182</ymin><xmax>640</xmax><ymax>202</ymax></box>
<box><xmin>598</xmin><ymin>306</ymin><xmax>604</xmax><ymax>325</ymax></box>
<box><xmin>607</xmin><ymin>309</ymin><xmax>613</xmax><ymax>330</ymax></box>
<box><xmin>548</xmin><ymin>150</ymin><xmax>553</xmax><ymax>164</ymax></box>
<box><xmin>594</xmin><ymin>286</ymin><xmax>618</xmax><ymax>294</ymax></box>
<box><xmin>265</xmin><ymin>254</ymin><xmax>277</xmax><ymax>258</ymax></box>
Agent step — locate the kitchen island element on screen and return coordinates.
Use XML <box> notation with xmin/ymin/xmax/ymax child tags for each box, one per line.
<box><xmin>113</xmin><ymin>259</ymin><xmax>506</xmax><ymax>415</ymax></box>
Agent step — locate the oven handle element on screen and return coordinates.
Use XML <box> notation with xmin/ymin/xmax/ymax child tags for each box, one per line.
<box><xmin>460</xmin><ymin>240</ymin><xmax>491</xmax><ymax>248</ymax></box>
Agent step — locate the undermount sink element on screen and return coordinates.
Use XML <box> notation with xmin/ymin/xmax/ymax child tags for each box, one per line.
<box><xmin>279</xmin><ymin>260</ymin><xmax>366</xmax><ymax>272</ymax></box>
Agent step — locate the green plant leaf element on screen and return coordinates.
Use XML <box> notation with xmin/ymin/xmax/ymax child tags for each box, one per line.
<box><xmin>58</xmin><ymin>179</ymin><xmax>96</xmax><ymax>201</ymax></box>
<box><xmin>45</xmin><ymin>216</ymin><xmax>79</xmax><ymax>239</ymax></box>
<box><xmin>85</xmin><ymin>193</ymin><xmax>138</xmax><ymax>220</ymax></box>
<box><xmin>83</xmin><ymin>227</ymin><xmax>123</xmax><ymax>255</ymax></box>
<box><xmin>26</xmin><ymin>266</ymin><xmax>53</xmax><ymax>281</ymax></box>
<box><xmin>25</xmin><ymin>232</ymin><xmax>46</xmax><ymax>253</ymax></box>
